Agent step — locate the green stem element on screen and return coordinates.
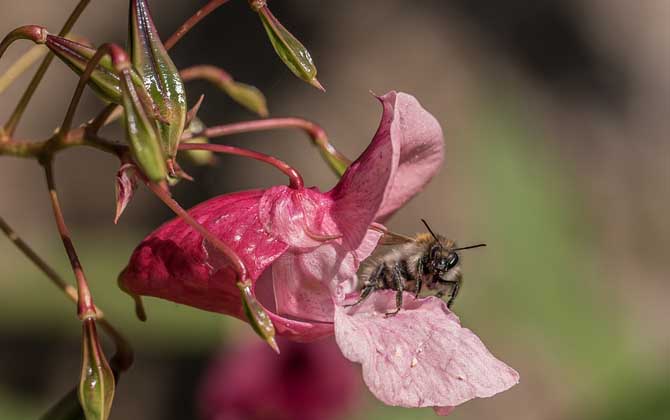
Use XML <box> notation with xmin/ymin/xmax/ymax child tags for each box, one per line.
<box><xmin>0</xmin><ymin>215</ymin><xmax>133</xmax><ymax>373</ymax></box>
<box><xmin>43</xmin><ymin>160</ymin><xmax>97</xmax><ymax>319</ymax></box>
<box><xmin>3</xmin><ymin>0</ymin><xmax>91</xmax><ymax>137</ymax></box>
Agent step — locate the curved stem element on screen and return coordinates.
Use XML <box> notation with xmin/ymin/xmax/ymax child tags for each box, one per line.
<box><xmin>0</xmin><ymin>45</ymin><xmax>47</xmax><ymax>95</ymax></box>
<box><xmin>3</xmin><ymin>0</ymin><xmax>91</xmax><ymax>137</ymax></box>
<box><xmin>0</xmin><ymin>215</ymin><xmax>133</xmax><ymax>373</ymax></box>
<box><xmin>59</xmin><ymin>43</ymin><xmax>129</xmax><ymax>139</ymax></box>
<box><xmin>43</xmin><ymin>160</ymin><xmax>96</xmax><ymax>319</ymax></box>
<box><xmin>164</xmin><ymin>0</ymin><xmax>230</xmax><ymax>50</ymax></box>
<box><xmin>145</xmin><ymin>181</ymin><xmax>248</xmax><ymax>282</ymax></box>
<box><xmin>183</xmin><ymin>118</ymin><xmax>351</xmax><ymax>176</ymax></box>
<box><xmin>179</xmin><ymin>142</ymin><xmax>304</xmax><ymax>189</ymax></box>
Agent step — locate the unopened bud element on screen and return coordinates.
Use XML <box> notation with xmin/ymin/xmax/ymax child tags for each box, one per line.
<box><xmin>237</xmin><ymin>280</ymin><xmax>279</xmax><ymax>354</ymax></box>
<box><xmin>79</xmin><ymin>318</ymin><xmax>115</xmax><ymax>420</ymax></box>
<box><xmin>130</xmin><ymin>0</ymin><xmax>187</xmax><ymax>160</ymax></box>
<box><xmin>253</xmin><ymin>3</ymin><xmax>324</xmax><ymax>91</ymax></box>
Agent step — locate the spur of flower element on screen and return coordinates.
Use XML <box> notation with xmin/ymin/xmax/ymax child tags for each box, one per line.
<box><xmin>120</xmin><ymin>91</ymin><xmax>518</xmax><ymax>414</ymax></box>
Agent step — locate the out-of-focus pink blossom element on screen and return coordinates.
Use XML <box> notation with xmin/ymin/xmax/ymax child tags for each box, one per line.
<box><xmin>198</xmin><ymin>337</ymin><xmax>361</xmax><ymax>420</ymax></box>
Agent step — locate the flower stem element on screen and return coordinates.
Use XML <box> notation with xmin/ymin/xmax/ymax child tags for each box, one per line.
<box><xmin>43</xmin><ymin>160</ymin><xmax>96</xmax><ymax>319</ymax></box>
<box><xmin>145</xmin><ymin>180</ymin><xmax>248</xmax><ymax>281</ymax></box>
<box><xmin>58</xmin><ymin>43</ymin><xmax>129</xmax><ymax>140</ymax></box>
<box><xmin>0</xmin><ymin>215</ymin><xmax>133</xmax><ymax>374</ymax></box>
<box><xmin>183</xmin><ymin>117</ymin><xmax>352</xmax><ymax>176</ymax></box>
<box><xmin>179</xmin><ymin>142</ymin><xmax>304</xmax><ymax>189</ymax></box>
<box><xmin>0</xmin><ymin>45</ymin><xmax>47</xmax><ymax>95</ymax></box>
<box><xmin>3</xmin><ymin>0</ymin><xmax>91</xmax><ymax>137</ymax></box>
<box><xmin>164</xmin><ymin>0</ymin><xmax>230</xmax><ymax>50</ymax></box>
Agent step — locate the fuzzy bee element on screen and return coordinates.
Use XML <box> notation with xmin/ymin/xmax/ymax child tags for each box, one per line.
<box><xmin>346</xmin><ymin>219</ymin><xmax>486</xmax><ymax>316</ymax></box>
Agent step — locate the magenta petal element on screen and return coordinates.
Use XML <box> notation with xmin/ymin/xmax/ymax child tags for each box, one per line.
<box><xmin>120</xmin><ymin>190</ymin><xmax>285</xmax><ymax>315</ymax></box>
<box><xmin>120</xmin><ymin>189</ymin><xmax>334</xmax><ymax>340</ymax></box>
<box><xmin>334</xmin><ymin>291</ymin><xmax>519</xmax><ymax>411</ymax></box>
<box><xmin>376</xmin><ymin>92</ymin><xmax>444</xmax><ymax>221</ymax></box>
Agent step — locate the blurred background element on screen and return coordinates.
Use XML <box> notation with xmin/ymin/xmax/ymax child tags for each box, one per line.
<box><xmin>1</xmin><ymin>0</ymin><xmax>668</xmax><ymax>419</ymax></box>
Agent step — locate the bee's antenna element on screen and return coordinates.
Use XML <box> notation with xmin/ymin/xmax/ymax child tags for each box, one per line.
<box><xmin>421</xmin><ymin>219</ymin><xmax>444</xmax><ymax>247</ymax></box>
<box><xmin>454</xmin><ymin>243</ymin><xmax>487</xmax><ymax>251</ymax></box>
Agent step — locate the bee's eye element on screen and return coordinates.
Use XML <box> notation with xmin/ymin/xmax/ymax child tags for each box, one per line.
<box><xmin>446</xmin><ymin>253</ymin><xmax>459</xmax><ymax>269</ymax></box>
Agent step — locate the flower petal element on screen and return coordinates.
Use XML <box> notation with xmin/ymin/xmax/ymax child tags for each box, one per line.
<box><xmin>376</xmin><ymin>92</ymin><xmax>444</xmax><ymax>221</ymax></box>
<box><xmin>328</xmin><ymin>93</ymin><xmax>397</xmax><ymax>249</ymax></box>
<box><xmin>120</xmin><ymin>190</ymin><xmax>333</xmax><ymax>341</ymax></box>
<box><xmin>272</xmin><ymin>228</ymin><xmax>383</xmax><ymax>322</ymax></box>
<box><xmin>334</xmin><ymin>291</ymin><xmax>519</xmax><ymax>412</ymax></box>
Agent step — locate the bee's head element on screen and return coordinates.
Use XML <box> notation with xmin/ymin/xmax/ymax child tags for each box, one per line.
<box><xmin>422</xmin><ymin>219</ymin><xmax>486</xmax><ymax>274</ymax></box>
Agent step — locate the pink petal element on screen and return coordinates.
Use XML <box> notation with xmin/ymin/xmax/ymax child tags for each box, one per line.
<box><xmin>328</xmin><ymin>94</ymin><xmax>397</xmax><ymax>249</ymax></box>
<box><xmin>119</xmin><ymin>190</ymin><xmax>333</xmax><ymax>341</ymax></box>
<box><xmin>114</xmin><ymin>163</ymin><xmax>139</xmax><ymax>224</ymax></box>
<box><xmin>259</xmin><ymin>186</ymin><xmax>336</xmax><ymax>249</ymax></box>
<box><xmin>375</xmin><ymin>92</ymin><xmax>444</xmax><ymax>221</ymax></box>
<box><xmin>334</xmin><ymin>291</ymin><xmax>519</xmax><ymax>412</ymax></box>
<box><xmin>272</xmin><ymin>228</ymin><xmax>383</xmax><ymax>322</ymax></box>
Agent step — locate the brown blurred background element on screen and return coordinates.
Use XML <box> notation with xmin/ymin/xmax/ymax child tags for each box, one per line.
<box><xmin>1</xmin><ymin>1</ymin><xmax>668</xmax><ymax>419</ymax></box>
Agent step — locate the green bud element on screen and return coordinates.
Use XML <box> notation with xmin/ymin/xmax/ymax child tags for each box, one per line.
<box><xmin>130</xmin><ymin>0</ymin><xmax>187</xmax><ymax>160</ymax></box>
<box><xmin>181</xmin><ymin>117</ymin><xmax>215</xmax><ymax>166</ymax></box>
<box><xmin>45</xmin><ymin>35</ymin><xmax>144</xmax><ymax>105</ymax></box>
<box><xmin>237</xmin><ymin>280</ymin><xmax>279</xmax><ymax>354</ymax></box>
<box><xmin>79</xmin><ymin>319</ymin><xmax>115</xmax><ymax>420</ymax></box>
<box><xmin>221</xmin><ymin>80</ymin><xmax>269</xmax><ymax>117</ymax></box>
<box><xmin>119</xmin><ymin>66</ymin><xmax>167</xmax><ymax>182</ymax></box>
<box><xmin>254</xmin><ymin>4</ymin><xmax>324</xmax><ymax>90</ymax></box>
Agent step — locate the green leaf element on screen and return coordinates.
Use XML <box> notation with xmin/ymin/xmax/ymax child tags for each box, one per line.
<box><xmin>129</xmin><ymin>0</ymin><xmax>187</xmax><ymax>160</ymax></box>
<box><xmin>78</xmin><ymin>319</ymin><xmax>115</xmax><ymax>420</ymax></box>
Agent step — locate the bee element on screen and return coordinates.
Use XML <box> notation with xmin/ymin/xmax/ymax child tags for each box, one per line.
<box><xmin>346</xmin><ymin>219</ymin><xmax>486</xmax><ymax>316</ymax></box>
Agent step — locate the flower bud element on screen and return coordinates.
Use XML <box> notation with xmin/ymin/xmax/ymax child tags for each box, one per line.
<box><xmin>130</xmin><ymin>0</ymin><xmax>187</xmax><ymax>160</ymax></box>
<box><xmin>252</xmin><ymin>2</ymin><xmax>324</xmax><ymax>90</ymax></box>
<box><xmin>237</xmin><ymin>280</ymin><xmax>279</xmax><ymax>354</ymax></box>
<box><xmin>45</xmin><ymin>35</ymin><xmax>147</xmax><ymax>106</ymax></box>
<box><xmin>118</xmin><ymin>66</ymin><xmax>168</xmax><ymax>182</ymax></box>
<box><xmin>181</xmin><ymin>117</ymin><xmax>215</xmax><ymax>166</ymax></box>
<box><xmin>79</xmin><ymin>318</ymin><xmax>115</xmax><ymax>420</ymax></box>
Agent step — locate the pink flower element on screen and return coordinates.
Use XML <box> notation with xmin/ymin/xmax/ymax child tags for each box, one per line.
<box><xmin>198</xmin><ymin>337</ymin><xmax>361</xmax><ymax>420</ymax></box>
<box><xmin>120</xmin><ymin>91</ymin><xmax>518</xmax><ymax>414</ymax></box>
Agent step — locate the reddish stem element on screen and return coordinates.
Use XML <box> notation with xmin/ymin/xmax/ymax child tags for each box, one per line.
<box><xmin>180</xmin><ymin>64</ymin><xmax>232</xmax><ymax>85</ymax></box>
<box><xmin>182</xmin><ymin>117</ymin><xmax>351</xmax><ymax>167</ymax></box>
<box><xmin>44</xmin><ymin>162</ymin><xmax>96</xmax><ymax>319</ymax></box>
<box><xmin>164</xmin><ymin>0</ymin><xmax>231</xmax><ymax>50</ymax></box>
<box><xmin>145</xmin><ymin>181</ymin><xmax>248</xmax><ymax>281</ymax></box>
<box><xmin>0</xmin><ymin>215</ymin><xmax>133</xmax><ymax>373</ymax></box>
<box><xmin>179</xmin><ymin>142</ymin><xmax>303</xmax><ymax>189</ymax></box>
<box><xmin>59</xmin><ymin>42</ymin><xmax>129</xmax><ymax>138</ymax></box>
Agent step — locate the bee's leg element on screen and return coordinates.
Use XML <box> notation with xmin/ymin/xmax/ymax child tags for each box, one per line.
<box><xmin>446</xmin><ymin>282</ymin><xmax>460</xmax><ymax>309</ymax></box>
<box><xmin>401</xmin><ymin>259</ymin><xmax>421</xmax><ymax>298</ymax></box>
<box><xmin>344</xmin><ymin>264</ymin><xmax>386</xmax><ymax>308</ymax></box>
<box><xmin>384</xmin><ymin>266</ymin><xmax>404</xmax><ymax>317</ymax></box>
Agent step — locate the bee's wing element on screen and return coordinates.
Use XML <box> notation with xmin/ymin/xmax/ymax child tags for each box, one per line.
<box><xmin>379</xmin><ymin>230</ymin><xmax>415</xmax><ymax>245</ymax></box>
